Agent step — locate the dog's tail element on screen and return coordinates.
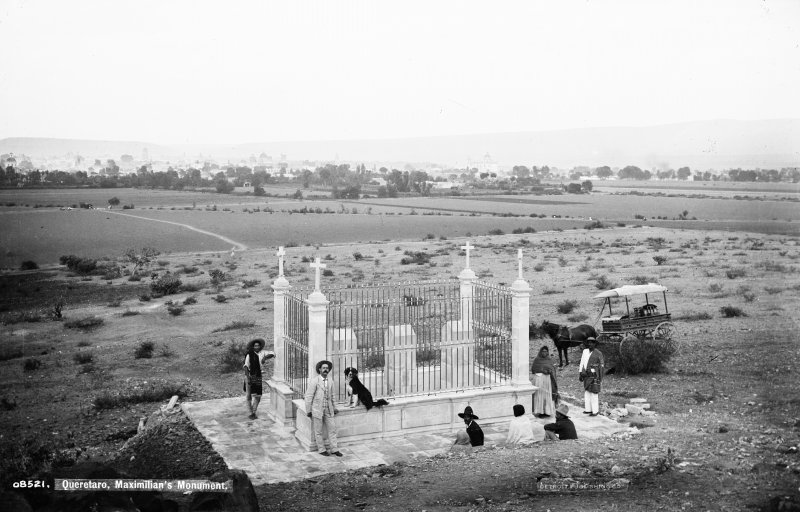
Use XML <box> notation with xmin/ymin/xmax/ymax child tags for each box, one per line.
<box><xmin>374</xmin><ymin>399</ymin><xmax>389</xmax><ymax>407</ymax></box>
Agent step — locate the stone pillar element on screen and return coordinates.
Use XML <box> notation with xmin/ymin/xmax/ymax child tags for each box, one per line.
<box><xmin>267</xmin><ymin>247</ymin><xmax>296</xmax><ymax>426</ymax></box>
<box><xmin>306</xmin><ymin>290</ymin><xmax>329</xmax><ymax>378</ymax></box>
<box><xmin>271</xmin><ymin>276</ymin><xmax>290</xmax><ymax>382</ymax></box>
<box><xmin>510</xmin><ymin>277</ymin><xmax>532</xmax><ymax>386</ymax></box>
<box><xmin>458</xmin><ymin>267</ymin><xmax>477</xmax><ymax>334</ymax></box>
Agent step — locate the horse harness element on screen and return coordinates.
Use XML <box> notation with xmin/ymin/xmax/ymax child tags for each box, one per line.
<box><xmin>557</xmin><ymin>325</ymin><xmax>573</xmax><ymax>342</ymax></box>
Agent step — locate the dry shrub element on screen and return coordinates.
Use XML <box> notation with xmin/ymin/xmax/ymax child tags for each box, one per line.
<box><xmin>219</xmin><ymin>340</ymin><xmax>246</xmax><ymax>373</ymax></box>
<box><xmin>63</xmin><ymin>316</ymin><xmax>104</xmax><ymax>330</ymax></box>
<box><xmin>720</xmin><ymin>305</ymin><xmax>746</xmax><ymax>318</ymax></box>
<box><xmin>618</xmin><ymin>338</ymin><xmax>675</xmax><ymax>374</ymax></box>
<box><xmin>134</xmin><ymin>341</ymin><xmax>155</xmax><ymax>359</ymax></box>
<box><xmin>556</xmin><ymin>300</ymin><xmax>577</xmax><ymax>314</ymax></box>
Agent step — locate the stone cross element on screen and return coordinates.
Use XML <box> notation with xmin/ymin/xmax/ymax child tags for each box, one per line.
<box><xmin>517</xmin><ymin>248</ymin><xmax>523</xmax><ymax>280</ymax></box>
<box><xmin>276</xmin><ymin>246</ymin><xmax>286</xmax><ymax>277</ymax></box>
<box><xmin>310</xmin><ymin>257</ymin><xmax>326</xmax><ymax>292</ymax></box>
<box><xmin>461</xmin><ymin>241</ymin><xmax>473</xmax><ymax>269</ymax></box>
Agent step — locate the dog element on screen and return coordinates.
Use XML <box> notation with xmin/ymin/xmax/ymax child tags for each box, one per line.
<box><xmin>344</xmin><ymin>367</ymin><xmax>389</xmax><ymax>410</ymax></box>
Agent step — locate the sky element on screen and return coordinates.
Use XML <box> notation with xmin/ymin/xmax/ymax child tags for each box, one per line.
<box><xmin>1</xmin><ymin>0</ymin><xmax>799</xmax><ymax>145</ymax></box>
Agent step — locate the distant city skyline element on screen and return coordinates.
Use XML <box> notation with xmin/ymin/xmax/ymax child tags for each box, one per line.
<box><xmin>2</xmin><ymin>0</ymin><xmax>799</xmax><ymax>145</ymax></box>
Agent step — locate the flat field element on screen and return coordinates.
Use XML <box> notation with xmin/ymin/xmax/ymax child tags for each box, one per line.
<box><xmin>2</xmin><ymin>186</ymin><xmax>799</xmax><ymax>269</ymax></box>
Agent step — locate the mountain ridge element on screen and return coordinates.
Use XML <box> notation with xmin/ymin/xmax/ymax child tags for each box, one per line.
<box><xmin>1</xmin><ymin>119</ymin><xmax>797</xmax><ymax>170</ymax></box>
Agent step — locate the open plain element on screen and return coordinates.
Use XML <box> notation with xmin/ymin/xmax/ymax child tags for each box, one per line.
<box><xmin>1</xmin><ymin>184</ymin><xmax>799</xmax><ymax>511</ymax></box>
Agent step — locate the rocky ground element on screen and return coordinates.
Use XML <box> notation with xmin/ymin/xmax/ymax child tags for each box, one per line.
<box><xmin>1</xmin><ymin>226</ymin><xmax>799</xmax><ymax>510</ymax></box>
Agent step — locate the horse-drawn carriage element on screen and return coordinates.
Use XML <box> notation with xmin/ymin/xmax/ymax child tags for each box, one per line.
<box><xmin>594</xmin><ymin>283</ymin><xmax>679</xmax><ymax>354</ymax></box>
<box><xmin>537</xmin><ymin>283</ymin><xmax>679</xmax><ymax>367</ymax></box>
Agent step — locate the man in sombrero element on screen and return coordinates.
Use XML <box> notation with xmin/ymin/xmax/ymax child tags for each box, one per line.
<box><xmin>456</xmin><ymin>406</ymin><xmax>484</xmax><ymax>447</ymax></box>
<box><xmin>304</xmin><ymin>360</ymin><xmax>342</xmax><ymax>457</ymax></box>
<box><xmin>243</xmin><ymin>338</ymin><xmax>275</xmax><ymax>420</ymax></box>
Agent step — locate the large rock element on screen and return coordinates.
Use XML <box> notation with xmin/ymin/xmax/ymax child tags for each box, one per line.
<box><xmin>625</xmin><ymin>404</ymin><xmax>644</xmax><ymax>415</ymax></box>
<box><xmin>188</xmin><ymin>469</ymin><xmax>258</xmax><ymax>512</ymax></box>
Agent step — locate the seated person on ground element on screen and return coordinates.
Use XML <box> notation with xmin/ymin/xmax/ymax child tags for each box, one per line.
<box><xmin>506</xmin><ymin>404</ymin><xmax>543</xmax><ymax>445</ymax></box>
<box><xmin>543</xmin><ymin>403</ymin><xmax>578</xmax><ymax>441</ymax></box>
<box><xmin>456</xmin><ymin>406</ymin><xmax>484</xmax><ymax>447</ymax></box>
<box><xmin>451</xmin><ymin>430</ymin><xmax>472</xmax><ymax>452</ymax></box>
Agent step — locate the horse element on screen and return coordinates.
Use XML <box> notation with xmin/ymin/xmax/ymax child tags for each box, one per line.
<box><xmin>537</xmin><ymin>320</ymin><xmax>597</xmax><ymax>367</ymax></box>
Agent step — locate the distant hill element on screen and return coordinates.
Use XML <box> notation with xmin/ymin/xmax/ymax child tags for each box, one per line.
<box><xmin>2</xmin><ymin>119</ymin><xmax>798</xmax><ymax>169</ymax></box>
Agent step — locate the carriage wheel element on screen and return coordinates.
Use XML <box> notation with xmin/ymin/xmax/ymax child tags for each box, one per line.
<box><xmin>631</xmin><ymin>330</ymin><xmax>649</xmax><ymax>340</ymax></box>
<box><xmin>654</xmin><ymin>322</ymin><xmax>680</xmax><ymax>352</ymax></box>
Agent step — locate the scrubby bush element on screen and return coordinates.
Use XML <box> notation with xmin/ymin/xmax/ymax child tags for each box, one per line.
<box><xmin>219</xmin><ymin>340</ymin><xmax>247</xmax><ymax>373</ymax></box>
<box><xmin>63</xmin><ymin>316</ymin><xmax>104</xmax><ymax>330</ymax></box>
<box><xmin>23</xmin><ymin>358</ymin><xmax>42</xmax><ymax>372</ymax></box>
<box><xmin>167</xmin><ymin>304</ymin><xmax>185</xmax><ymax>316</ymax></box>
<box><xmin>60</xmin><ymin>255</ymin><xmax>98</xmax><ymax>274</ymax></box>
<box><xmin>617</xmin><ymin>338</ymin><xmax>675</xmax><ymax>374</ymax></box>
<box><xmin>242</xmin><ymin>279</ymin><xmax>260</xmax><ymax>288</ymax></box>
<box><xmin>20</xmin><ymin>260</ymin><xmax>38</xmax><ymax>271</ymax></box>
<box><xmin>556</xmin><ymin>299</ymin><xmax>578</xmax><ymax>314</ymax></box>
<box><xmin>679</xmin><ymin>312</ymin><xmax>713</xmax><ymax>321</ymax></box>
<box><xmin>209</xmin><ymin>269</ymin><xmax>229</xmax><ymax>285</ymax></box>
<box><xmin>214</xmin><ymin>294</ymin><xmax>227</xmax><ymax>303</ymax></box>
<box><xmin>488</xmin><ymin>228</ymin><xmax>504</xmax><ymax>236</ymax></box>
<box><xmin>212</xmin><ymin>320</ymin><xmax>256</xmax><ymax>333</ymax></box>
<box><xmin>73</xmin><ymin>352</ymin><xmax>94</xmax><ymax>365</ymax></box>
<box><xmin>653</xmin><ymin>256</ymin><xmax>667</xmax><ymax>266</ymax></box>
<box><xmin>595</xmin><ymin>275</ymin><xmax>615</xmax><ymax>290</ymax></box>
<box><xmin>183</xmin><ymin>296</ymin><xmax>197</xmax><ymax>305</ymax></box>
<box><xmin>725</xmin><ymin>268</ymin><xmax>746</xmax><ymax>279</ymax></box>
<box><xmin>584</xmin><ymin>220</ymin><xmax>605</xmax><ymax>230</ymax></box>
<box><xmin>322</xmin><ymin>269</ymin><xmax>334</xmax><ymax>277</ymax></box>
<box><xmin>134</xmin><ymin>341</ymin><xmax>155</xmax><ymax>359</ymax></box>
<box><xmin>150</xmin><ymin>272</ymin><xmax>182</xmax><ymax>296</ymax></box>
<box><xmin>400</xmin><ymin>251</ymin><xmax>431</xmax><ymax>265</ymax></box>
<box><xmin>353</xmin><ymin>252</ymin><xmax>364</xmax><ymax>261</ymax></box>
<box><xmin>632</xmin><ymin>275</ymin><xmax>651</xmax><ymax>285</ymax></box>
<box><xmin>720</xmin><ymin>305</ymin><xmax>746</xmax><ymax>318</ymax></box>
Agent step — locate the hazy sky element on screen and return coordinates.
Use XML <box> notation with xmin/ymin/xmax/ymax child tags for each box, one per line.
<box><xmin>1</xmin><ymin>0</ymin><xmax>799</xmax><ymax>145</ymax></box>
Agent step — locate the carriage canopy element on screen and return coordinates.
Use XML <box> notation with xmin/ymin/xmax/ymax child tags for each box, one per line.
<box><xmin>593</xmin><ymin>283</ymin><xmax>668</xmax><ymax>299</ymax></box>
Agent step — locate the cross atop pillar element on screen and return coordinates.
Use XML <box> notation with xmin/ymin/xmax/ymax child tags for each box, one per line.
<box><xmin>461</xmin><ymin>241</ymin><xmax>473</xmax><ymax>269</ymax></box>
<box><xmin>517</xmin><ymin>248</ymin><xmax>523</xmax><ymax>280</ymax></box>
<box><xmin>276</xmin><ymin>246</ymin><xmax>286</xmax><ymax>277</ymax></box>
<box><xmin>310</xmin><ymin>257</ymin><xmax>326</xmax><ymax>292</ymax></box>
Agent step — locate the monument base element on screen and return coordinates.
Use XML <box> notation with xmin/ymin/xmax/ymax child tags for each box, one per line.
<box><xmin>293</xmin><ymin>384</ymin><xmax>536</xmax><ymax>451</ymax></box>
<box><xmin>266</xmin><ymin>379</ymin><xmax>299</xmax><ymax>426</ymax></box>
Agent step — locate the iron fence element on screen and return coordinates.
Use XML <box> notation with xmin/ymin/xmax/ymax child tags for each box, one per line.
<box><xmin>283</xmin><ymin>291</ymin><xmax>309</xmax><ymax>396</ymax></box>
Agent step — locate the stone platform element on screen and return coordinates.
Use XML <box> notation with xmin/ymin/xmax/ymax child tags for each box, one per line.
<box><xmin>182</xmin><ymin>397</ymin><xmax>629</xmax><ymax>486</ymax></box>
<box><xmin>293</xmin><ymin>384</ymin><xmax>535</xmax><ymax>451</ymax></box>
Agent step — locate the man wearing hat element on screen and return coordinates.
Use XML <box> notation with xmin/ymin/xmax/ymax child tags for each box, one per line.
<box><xmin>543</xmin><ymin>403</ymin><xmax>578</xmax><ymax>441</ymax></box>
<box><xmin>243</xmin><ymin>338</ymin><xmax>275</xmax><ymax>420</ymax></box>
<box><xmin>578</xmin><ymin>337</ymin><xmax>605</xmax><ymax>416</ymax></box>
<box><xmin>304</xmin><ymin>360</ymin><xmax>343</xmax><ymax>457</ymax></box>
<box><xmin>457</xmin><ymin>406</ymin><xmax>484</xmax><ymax>447</ymax></box>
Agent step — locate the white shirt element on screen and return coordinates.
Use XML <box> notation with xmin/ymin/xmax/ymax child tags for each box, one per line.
<box><xmin>506</xmin><ymin>416</ymin><xmax>542</xmax><ymax>445</ymax></box>
<box><xmin>243</xmin><ymin>350</ymin><xmax>275</xmax><ymax>370</ymax></box>
<box><xmin>579</xmin><ymin>348</ymin><xmax>591</xmax><ymax>372</ymax></box>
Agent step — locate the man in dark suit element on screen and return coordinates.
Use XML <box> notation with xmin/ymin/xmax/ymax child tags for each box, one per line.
<box><xmin>457</xmin><ymin>406</ymin><xmax>484</xmax><ymax>447</ymax></box>
<box><xmin>304</xmin><ymin>360</ymin><xmax>342</xmax><ymax>457</ymax></box>
<box><xmin>544</xmin><ymin>403</ymin><xmax>578</xmax><ymax>441</ymax></box>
